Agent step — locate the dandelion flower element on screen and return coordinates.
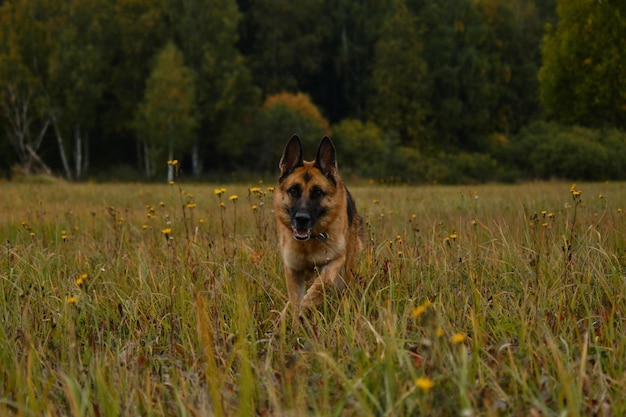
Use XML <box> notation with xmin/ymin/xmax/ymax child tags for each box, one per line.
<box><xmin>214</xmin><ymin>188</ymin><xmax>225</xmax><ymax>196</ymax></box>
<box><xmin>415</xmin><ymin>377</ymin><xmax>435</xmax><ymax>391</ymax></box>
<box><xmin>229</xmin><ymin>195</ymin><xmax>238</xmax><ymax>202</ymax></box>
<box><xmin>435</xmin><ymin>328</ymin><xmax>444</xmax><ymax>337</ymax></box>
<box><xmin>162</xmin><ymin>228</ymin><xmax>172</xmax><ymax>235</ymax></box>
<box><xmin>267</xmin><ymin>187</ymin><xmax>275</xmax><ymax>192</ymax></box>
<box><xmin>76</xmin><ymin>274</ymin><xmax>88</xmax><ymax>286</ymax></box>
<box><xmin>67</xmin><ymin>296</ymin><xmax>78</xmax><ymax>304</ymax></box>
<box><xmin>411</xmin><ymin>300</ymin><xmax>432</xmax><ymax>318</ymax></box>
<box><xmin>450</xmin><ymin>333</ymin><xmax>466</xmax><ymax>344</ymax></box>
<box><xmin>187</xmin><ymin>203</ymin><xmax>196</xmax><ymax>209</ymax></box>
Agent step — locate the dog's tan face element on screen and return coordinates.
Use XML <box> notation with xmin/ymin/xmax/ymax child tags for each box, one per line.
<box><xmin>275</xmin><ymin>136</ymin><xmax>339</xmax><ymax>241</ymax></box>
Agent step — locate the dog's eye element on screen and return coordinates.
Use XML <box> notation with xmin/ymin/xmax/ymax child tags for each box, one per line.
<box><xmin>310</xmin><ymin>187</ymin><xmax>325</xmax><ymax>199</ymax></box>
<box><xmin>287</xmin><ymin>185</ymin><xmax>301</xmax><ymax>198</ymax></box>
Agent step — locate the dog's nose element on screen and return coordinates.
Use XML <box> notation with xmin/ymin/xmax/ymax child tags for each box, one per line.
<box><xmin>294</xmin><ymin>211</ymin><xmax>310</xmax><ymax>227</ymax></box>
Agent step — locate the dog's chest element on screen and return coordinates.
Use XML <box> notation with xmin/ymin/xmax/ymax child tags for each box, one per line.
<box><xmin>283</xmin><ymin>237</ymin><xmax>346</xmax><ymax>271</ymax></box>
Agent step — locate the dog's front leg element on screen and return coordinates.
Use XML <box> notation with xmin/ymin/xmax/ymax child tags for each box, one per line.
<box><xmin>284</xmin><ymin>266</ymin><xmax>306</xmax><ymax>321</ymax></box>
<box><xmin>300</xmin><ymin>256</ymin><xmax>347</xmax><ymax>313</ymax></box>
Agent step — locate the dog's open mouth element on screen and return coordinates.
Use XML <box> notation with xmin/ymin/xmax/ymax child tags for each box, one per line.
<box><xmin>292</xmin><ymin>226</ymin><xmax>312</xmax><ymax>241</ymax></box>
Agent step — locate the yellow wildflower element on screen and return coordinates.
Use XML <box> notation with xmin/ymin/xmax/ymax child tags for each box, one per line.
<box><xmin>229</xmin><ymin>195</ymin><xmax>238</xmax><ymax>202</ymax></box>
<box><xmin>450</xmin><ymin>333</ymin><xmax>466</xmax><ymax>344</ymax></box>
<box><xmin>76</xmin><ymin>273</ymin><xmax>88</xmax><ymax>286</ymax></box>
<box><xmin>411</xmin><ymin>300</ymin><xmax>432</xmax><ymax>318</ymax></box>
<box><xmin>415</xmin><ymin>377</ymin><xmax>435</xmax><ymax>391</ymax></box>
<box><xmin>67</xmin><ymin>296</ymin><xmax>78</xmax><ymax>304</ymax></box>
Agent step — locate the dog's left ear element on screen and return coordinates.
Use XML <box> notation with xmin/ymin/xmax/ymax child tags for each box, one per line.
<box><xmin>315</xmin><ymin>136</ymin><xmax>337</xmax><ymax>179</ymax></box>
<box><xmin>279</xmin><ymin>134</ymin><xmax>304</xmax><ymax>179</ymax></box>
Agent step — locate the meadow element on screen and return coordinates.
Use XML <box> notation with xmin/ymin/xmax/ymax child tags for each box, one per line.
<box><xmin>1</xmin><ymin>178</ymin><xmax>625</xmax><ymax>416</ymax></box>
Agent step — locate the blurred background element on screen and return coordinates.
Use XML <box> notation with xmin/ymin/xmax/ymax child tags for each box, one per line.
<box><xmin>0</xmin><ymin>0</ymin><xmax>624</xmax><ymax>183</ymax></box>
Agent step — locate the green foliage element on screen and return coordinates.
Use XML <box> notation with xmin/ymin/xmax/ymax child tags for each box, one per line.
<box><xmin>333</xmin><ymin>119</ymin><xmax>396</xmax><ymax>179</ymax></box>
<box><xmin>506</xmin><ymin>122</ymin><xmax>626</xmax><ymax>180</ymax></box>
<box><xmin>240</xmin><ymin>0</ymin><xmax>326</xmax><ymax>93</ymax></box>
<box><xmin>540</xmin><ymin>0</ymin><xmax>626</xmax><ymax>129</ymax></box>
<box><xmin>134</xmin><ymin>41</ymin><xmax>197</xmax><ymax>178</ymax></box>
<box><xmin>0</xmin><ymin>0</ymin><xmax>54</xmax><ymax>172</ymax></box>
<box><xmin>413</xmin><ymin>0</ymin><xmax>547</xmax><ymax>152</ymax></box>
<box><xmin>368</xmin><ymin>0</ymin><xmax>428</xmax><ymax>148</ymax></box>
<box><xmin>164</xmin><ymin>0</ymin><xmax>259</xmax><ymax>176</ymax></box>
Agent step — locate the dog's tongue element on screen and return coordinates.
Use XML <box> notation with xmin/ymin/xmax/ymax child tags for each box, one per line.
<box><xmin>292</xmin><ymin>227</ymin><xmax>311</xmax><ymax>241</ymax></box>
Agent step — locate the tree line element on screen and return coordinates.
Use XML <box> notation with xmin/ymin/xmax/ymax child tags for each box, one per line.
<box><xmin>1</xmin><ymin>0</ymin><xmax>625</xmax><ymax>183</ymax></box>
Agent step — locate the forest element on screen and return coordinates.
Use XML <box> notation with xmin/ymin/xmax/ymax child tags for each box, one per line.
<box><xmin>1</xmin><ymin>0</ymin><xmax>625</xmax><ymax>183</ymax></box>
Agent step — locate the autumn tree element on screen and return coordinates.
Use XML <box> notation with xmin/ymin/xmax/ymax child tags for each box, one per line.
<box><xmin>134</xmin><ymin>42</ymin><xmax>197</xmax><ymax>180</ymax></box>
<box><xmin>540</xmin><ymin>0</ymin><xmax>626</xmax><ymax>129</ymax></box>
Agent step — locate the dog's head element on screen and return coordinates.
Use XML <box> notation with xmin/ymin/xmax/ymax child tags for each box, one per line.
<box><xmin>276</xmin><ymin>135</ymin><xmax>339</xmax><ymax>241</ymax></box>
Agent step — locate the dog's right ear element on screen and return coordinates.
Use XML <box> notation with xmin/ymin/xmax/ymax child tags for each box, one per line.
<box><xmin>279</xmin><ymin>135</ymin><xmax>303</xmax><ymax>179</ymax></box>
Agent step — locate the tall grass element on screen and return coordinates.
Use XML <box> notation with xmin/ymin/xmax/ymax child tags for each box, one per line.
<box><xmin>1</xmin><ymin>180</ymin><xmax>625</xmax><ymax>416</ymax></box>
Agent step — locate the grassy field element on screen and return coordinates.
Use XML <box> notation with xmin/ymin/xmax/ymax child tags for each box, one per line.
<box><xmin>1</xmin><ymin>179</ymin><xmax>625</xmax><ymax>416</ymax></box>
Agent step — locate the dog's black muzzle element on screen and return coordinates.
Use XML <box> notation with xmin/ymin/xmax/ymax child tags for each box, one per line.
<box><xmin>292</xmin><ymin>210</ymin><xmax>313</xmax><ymax>241</ymax></box>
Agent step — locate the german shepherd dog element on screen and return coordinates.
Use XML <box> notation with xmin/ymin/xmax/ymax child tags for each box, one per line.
<box><xmin>274</xmin><ymin>135</ymin><xmax>363</xmax><ymax>322</ymax></box>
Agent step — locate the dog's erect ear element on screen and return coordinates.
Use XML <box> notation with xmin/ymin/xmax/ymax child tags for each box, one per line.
<box><xmin>279</xmin><ymin>135</ymin><xmax>304</xmax><ymax>177</ymax></box>
<box><xmin>315</xmin><ymin>136</ymin><xmax>337</xmax><ymax>179</ymax></box>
